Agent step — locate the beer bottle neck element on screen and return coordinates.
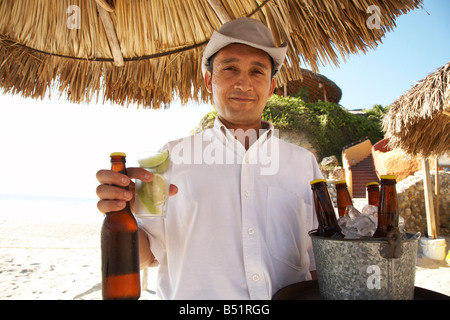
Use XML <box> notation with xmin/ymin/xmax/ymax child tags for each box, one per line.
<box><xmin>111</xmin><ymin>162</ymin><xmax>126</xmax><ymax>174</ymax></box>
<box><xmin>109</xmin><ymin>155</ymin><xmax>131</xmax><ymax>213</ymax></box>
<box><xmin>110</xmin><ymin>155</ymin><xmax>127</xmax><ymax>173</ymax></box>
<box><xmin>379</xmin><ymin>183</ymin><xmax>398</xmax><ymax>212</ymax></box>
<box><xmin>373</xmin><ymin>177</ymin><xmax>399</xmax><ymax>238</ymax></box>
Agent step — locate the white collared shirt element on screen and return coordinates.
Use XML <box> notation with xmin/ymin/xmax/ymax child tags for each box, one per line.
<box><xmin>138</xmin><ymin>118</ymin><xmax>322</xmax><ymax>299</ymax></box>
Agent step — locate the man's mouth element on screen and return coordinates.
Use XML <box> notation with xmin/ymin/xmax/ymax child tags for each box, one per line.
<box><xmin>229</xmin><ymin>96</ymin><xmax>255</xmax><ymax>102</ymax></box>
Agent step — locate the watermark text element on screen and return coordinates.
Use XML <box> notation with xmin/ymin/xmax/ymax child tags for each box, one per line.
<box><xmin>67</xmin><ymin>5</ymin><xmax>81</xmax><ymax>29</ymax></box>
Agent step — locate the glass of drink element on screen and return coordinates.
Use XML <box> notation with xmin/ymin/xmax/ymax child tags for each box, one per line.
<box><xmin>135</xmin><ymin>150</ymin><xmax>171</xmax><ymax>218</ymax></box>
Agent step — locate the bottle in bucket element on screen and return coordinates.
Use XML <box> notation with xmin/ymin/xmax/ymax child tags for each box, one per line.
<box><xmin>366</xmin><ymin>181</ymin><xmax>379</xmax><ymax>207</ymax></box>
<box><xmin>101</xmin><ymin>152</ymin><xmax>140</xmax><ymax>300</ymax></box>
<box><xmin>335</xmin><ymin>180</ymin><xmax>353</xmax><ymax>217</ymax></box>
<box><xmin>373</xmin><ymin>175</ymin><xmax>399</xmax><ymax>238</ymax></box>
<box><xmin>310</xmin><ymin>179</ymin><xmax>343</xmax><ymax>238</ymax></box>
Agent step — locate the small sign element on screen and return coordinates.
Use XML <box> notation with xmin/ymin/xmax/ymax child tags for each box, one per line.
<box><xmin>437</xmin><ymin>153</ymin><xmax>450</xmax><ymax>166</ymax></box>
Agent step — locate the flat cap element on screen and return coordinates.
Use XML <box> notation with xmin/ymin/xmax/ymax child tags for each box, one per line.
<box><xmin>202</xmin><ymin>17</ymin><xmax>287</xmax><ymax>77</ymax></box>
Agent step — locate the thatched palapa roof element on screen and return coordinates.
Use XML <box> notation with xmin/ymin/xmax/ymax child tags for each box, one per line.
<box><xmin>274</xmin><ymin>68</ymin><xmax>342</xmax><ymax>103</ymax></box>
<box><xmin>0</xmin><ymin>0</ymin><xmax>423</xmax><ymax>109</ymax></box>
<box><xmin>383</xmin><ymin>62</ymin><xmax>450</xmax><ymax>158</ymax></box>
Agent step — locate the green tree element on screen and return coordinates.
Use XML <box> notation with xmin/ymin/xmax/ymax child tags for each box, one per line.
<box><xmin>193</xmin><ymin>95</ymin><xmax>386</xmax><ymax>164</ymax></box>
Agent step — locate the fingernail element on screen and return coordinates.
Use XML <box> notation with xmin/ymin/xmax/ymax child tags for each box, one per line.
<box><xmin>124</xmin><ymin>191</ymin><xmax>132</xmax><ymax>199</ymax></box>
<box><xmin>116</xmin><ymin>200</ymin><xmax>125</xmax><ymax>207</ymax></box>
<box><xmin>144</xmin><ymin>173</ymin><xmax>151</xmax><ymax>181</ymax></box>
<box><xmin>121</xmin><ymin>177</ymin><xmax>128</xmax><ymax>185</ymax></box>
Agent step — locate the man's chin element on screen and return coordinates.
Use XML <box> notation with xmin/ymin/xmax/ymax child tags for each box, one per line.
<box><xmin>219</xmin><ymin>115</ymin><xmax>262</xmax><ymax>129</ymax></box>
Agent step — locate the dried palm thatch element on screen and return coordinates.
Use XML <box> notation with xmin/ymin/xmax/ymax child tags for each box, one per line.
<box><xmin>0</xmin><ymin>0</ymin><xmax>423</xmax><ymax>109</ymax></box>
<box><xmin>383</xmin><ymin>62</ymin><xmax>450</xmax><ymax>158</ymax></box>
<box><xmin>274</xmin><ymin>68</ymin><xmax>342</xmax><ymax>103</ymax></box>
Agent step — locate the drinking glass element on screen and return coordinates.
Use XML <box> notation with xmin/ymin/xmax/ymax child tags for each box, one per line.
<box><xmin>135</xmin><ymin>150</ymin><xmax>171</xmax><ymax>218</ymax></box>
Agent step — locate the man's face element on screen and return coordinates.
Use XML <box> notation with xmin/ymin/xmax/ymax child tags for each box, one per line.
<box><xmin>204</xmin><ymin>44</ymin><xmax>276</xmax><ymax>130</ymax></box>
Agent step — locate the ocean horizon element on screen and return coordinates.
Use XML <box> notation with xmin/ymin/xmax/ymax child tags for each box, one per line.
<box><xmin>0</xmin><ymin>193</ymin><xmax>98</xmax><ymax>204</ymax></box>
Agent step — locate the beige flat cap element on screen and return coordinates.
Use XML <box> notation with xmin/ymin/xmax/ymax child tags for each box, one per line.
<box><xmin>202</xmin><ymin>17</ymin><xmax>288</xmax><ymax>77</ymax></box>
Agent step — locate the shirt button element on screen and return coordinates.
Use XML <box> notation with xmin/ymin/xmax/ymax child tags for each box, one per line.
<box><xmin>245</xmin><ymin>155</ymin><xmax>249</xmax><ymax>163</ymax></box>
<box><xmin>247</xmin><ymin>227</ymin><xmax>255</xmax><ymax>236</ymax></box>
<box><xmin>244</xmin><ymin>190</ymin><xmax>250</xmax><ymax>198</ymax></box>
<box><xmin>252</xmin><ymin>274</ymin><xmax>260</xmax><ymax>282</ymax></box>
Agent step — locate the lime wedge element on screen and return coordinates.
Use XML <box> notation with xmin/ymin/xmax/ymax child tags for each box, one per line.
<box><xmin>148</xmin><ymin>174</ymin><xmax>168</xmax><ymax>206</ymax></box>
<box><xmin>138</xmin><ymin>149</ymin><xmax>169</xmax><ymax>168</ymax></box>
<box><xmin>153</xmin><ymin>150</ymin><xmax>170</xmax><ymax>173</ymax></box>
<box><xmin>137</xmin><ymin>188</ymin><xmax>160</xmax><ymax>215</ymax></box>
<box><xmin>136</xmin><ymin>174</ymin><xmax>168</xmax><ymax>215</ymax></box>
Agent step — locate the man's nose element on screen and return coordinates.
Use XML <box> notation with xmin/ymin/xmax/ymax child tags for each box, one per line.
<box><xmin>234</xmin><ymin>72</ymin><xmax>253</xmax><ymax>91</ymax></box>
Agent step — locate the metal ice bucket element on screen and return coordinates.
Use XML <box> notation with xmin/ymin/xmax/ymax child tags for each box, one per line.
<box><xmin>309</xmin><ymin>230</ymin><xmax>420</xmax><ymax>300</ymax></box>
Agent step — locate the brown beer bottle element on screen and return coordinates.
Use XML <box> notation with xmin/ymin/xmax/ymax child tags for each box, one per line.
<box><xmin>335</xmin><ymin>180</ymin><xmax>353</xmax><ymax>217</ymax></box>
<box><xmin>366</xmin><ymin>182</ymin><xmax>380</xmax><ymax>207</ymax></box>
<box><xmin>310</xmin><ymin>179</ymin><xmax>343</xmax><ymax>238</ymax></box>
<box><xmin>101</xmin><ymin>152</ymin><xmax>140</xmax><ymax>300</ymax></box>
<box><xmin>373</xmin><ymin>175</ymin><xmax>399</xmax><ymax>238</ymax></box>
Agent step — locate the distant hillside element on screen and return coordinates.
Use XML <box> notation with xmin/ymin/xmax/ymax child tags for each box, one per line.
<box><xmin>192</xmin><ymin>95</ymin><xmax>386</xmax><ymax>164</ymax></box>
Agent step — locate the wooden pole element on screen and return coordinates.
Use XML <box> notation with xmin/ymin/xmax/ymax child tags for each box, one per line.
<box><xmin>422</xmin><ymin>158</ymin><xmax>437</xmax><ymax>239</ymax></box>
<box><xmin>141</xmin><ymin>268</ymin><xmax>148</xmax><ymax>291</ymax></box>
<box><xmin>435</xmin><ymin>157</ymin><xmax>440</xmax><ymax>235</ymax></box>
<box><xmin>96</xmin><ymin>0</ymin><xmax>114</xmax><ymax>12</ymax></box>
<box><xmin>96</xmin><ymin>2</ymin><xmax>124</xmax><ymax>67</ymax></box>
<box><xmin>323</xmin><ymin>83</ymin><xmax>327</xmax><ymax>102</ymax></box>
<box><xmin>207</xmin><ymin>0</ymin><xmax>232</xmax><ymax>23</ymax></box>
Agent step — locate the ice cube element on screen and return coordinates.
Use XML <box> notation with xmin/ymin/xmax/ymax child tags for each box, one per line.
<box><xmin>345</xmin><ymin>205</ymin><xmax>361</xmax><ymax>219</ymax></box>
<box><xmin>356</xmin><ymin>215</ymin><xmax>377</xmax><ymax>236</ymax></box>
<box><xmin>337</xmin><ymin>207</ymin><xmax>377</xmax><ymax>239</ymax></box>
<box><xmin>399</xmin><ymin>216</ymin><xmax>407</xmax><ymax>239</ymax></box>
<box><xmin>338</xmin><ymin>215</ymin><xmax>350</xmax><ymax>229</ymax></box>
<box><xmin>361</xmin><ymin>204</ymin><xmax>377</xmax><ymax>216</ymax></box>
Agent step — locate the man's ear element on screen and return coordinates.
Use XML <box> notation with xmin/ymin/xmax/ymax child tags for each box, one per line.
<box><xmin>268</xmin><ymin>77</ymin><xmax>276</xmax><ymax>98</ymax></box>
<box><xmin>204</xmin><ymin>70</ymin><xmax>213</xmax><ymax>93</ymax></box>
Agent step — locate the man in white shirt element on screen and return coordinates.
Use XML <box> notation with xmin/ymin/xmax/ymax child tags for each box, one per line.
<box><xmin>96</xmin><ymin>17</ymin><xmax>322</xmax><ymax>299</ymax></box>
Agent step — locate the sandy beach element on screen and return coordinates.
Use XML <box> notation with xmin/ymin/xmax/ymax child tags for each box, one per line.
<box><xmin>0</xmin><ymin>197</ymin><xmax>449</xmax><ymax>300</ymax></box>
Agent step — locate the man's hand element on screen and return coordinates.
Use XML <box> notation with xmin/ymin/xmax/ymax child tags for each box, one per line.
<box><xmin>96</xmin><ymin>168</ymin><xmax>178</xmax><ymax>214</ymax></box>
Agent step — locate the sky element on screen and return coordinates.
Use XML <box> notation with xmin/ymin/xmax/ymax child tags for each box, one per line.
<box><xmin>0</xmin><ymin>0</ymin><xmax>448</xmax><ymax>199</ymax></box>
<box><xmin>317</xmin><ymin>0</ymin><xmax>450</xmax><ymax>109</ymax></box>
